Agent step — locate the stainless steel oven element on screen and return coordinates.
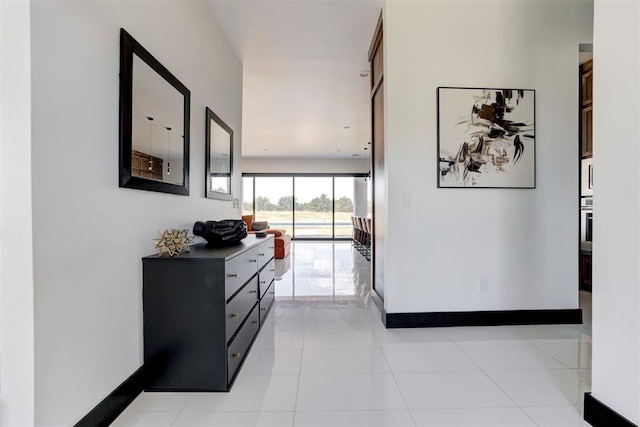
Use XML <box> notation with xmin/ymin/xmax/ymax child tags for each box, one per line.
<box><xmin>581</xmin><ymin>197</ymin><xmax>593</xmax><ymax>247</ymax></box>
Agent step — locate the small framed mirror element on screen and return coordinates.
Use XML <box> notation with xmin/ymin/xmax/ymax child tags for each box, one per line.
<box><xmin>205</xmin><ymin>107</ymin><xmax>233</xmax><ymax>200</ymax></box>
<box><xmin>119</xmin><ymin>28</ymin><xmax>190</xmax><ymax>195</ymax></box>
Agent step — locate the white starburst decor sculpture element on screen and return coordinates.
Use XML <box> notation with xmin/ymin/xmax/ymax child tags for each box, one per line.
<box><xmin>152</xmin><ymin>229</ymin><xmax>194</xmax><ymax>257</ymax></box>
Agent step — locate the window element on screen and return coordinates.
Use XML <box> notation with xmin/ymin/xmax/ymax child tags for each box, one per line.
<box><xmin>243</xmin><ymin>174</ymin><xmax>367</xmax><ymax>240</ymax></box>
<box><xmin>242</xmin><ymin>176</ymin><xmax>254</xmax><ymax>214</ymax></box>
<box><xmin>334</xmin><ymin>177</ymin><xmax>356</xmax><ymax>239</ymax></box>
<box><xmin>294</xmin><ymin>177</ymin><xmax>333</xmax><ymax>238</ymax></box>
<box><xmin>254</xmin><ymin>176</ymin><xmax>293</xmax><ymax>231</ymax></box>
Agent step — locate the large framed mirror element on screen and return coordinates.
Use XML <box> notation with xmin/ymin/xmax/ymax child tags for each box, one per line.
<box><xmin>119</xmin><ymin>28</ymin><xmax>190</xmax><ymax>195</ymax></box>
<box><xmin>205</xmin><ymin>107</ymin><xmax>233</xmax><ymax>200</ymax></box>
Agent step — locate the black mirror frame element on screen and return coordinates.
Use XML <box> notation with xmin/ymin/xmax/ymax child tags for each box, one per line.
<box><xmin>205</xmin><ymin>107</ymin><xmax>234</xmax><ymax>201</ymax></box>
<box><xmin>119</xmin><ymin>28</ymin><xmax>190</xmax><ymax>196</ymax></box>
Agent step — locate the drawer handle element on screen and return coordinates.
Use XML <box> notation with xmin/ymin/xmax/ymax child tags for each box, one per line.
<box><xmin>261</xmin><ymin>308</ymin><xmax>266</xmax><ymax>311</ymax></box>
<box><xmin>258</xmin><ymin>253</ymin><xmax>265</xmax><ymax>256</ymax></box>
<box><xmin>249</xmin><ymin>259</ymin><xmax>258</xmax><ymax>263</ymax></box>
<box><xmin>270</xmin><ymin>269</ymin><xmax>275</xmax><ymax>272</ymax></box>
<box><xmin>260</xmin><ymin>280</ymin><xmax>266</xmax><ymax>284</ymax></box>
<box><xmin>233</xmin><ymin>352</ymin><xmax>241</xmax><ymax>359</ymax></box>
<box><xmin>228</xmin><ymin>273</ymin><xmax>238</xmax><ymax>278</ymax></box>
<box><xmin>270</xmin><ymin>291</ymin><xmax>275</xmax><ymax>295</ymax></box>
<box><xmin>231</xmin><ymin>312</ymin><xmax>239</xmax><ymax>318</ymax></box>
<box><xmin>249</xmin><ymin>290</ymin><xmax>257</xmax><ymax>294</ymax></box>
<box><xmin>252</xmin><ymin>320</ymin><xmax>258</xmax><ymax>324</ymax></box>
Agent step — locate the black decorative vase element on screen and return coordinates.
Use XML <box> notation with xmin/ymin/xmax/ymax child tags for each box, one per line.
<box><xmin>193</xmin><ymin>219</ymin><xmax>248</xmax><ymax>246</ymax></box>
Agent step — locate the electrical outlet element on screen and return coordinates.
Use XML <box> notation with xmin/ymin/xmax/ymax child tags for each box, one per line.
<box><xmin>478</xmin><ymin>279</ymin><xmax>488</xmax><ymax>293</ymax></box>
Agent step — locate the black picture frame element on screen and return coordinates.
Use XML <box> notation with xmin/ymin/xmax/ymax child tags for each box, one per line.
<box><xmin>119</xmin><ymin>28</ymin><xmax>190</xmax><ymax>195</ymax></box>
<box><xmin>205</xmin><ymin>107</ymin><xmax>234</xmax><ymax>201</ymax></box>
<box><xmin>437</xmin><ymin>86</ymin><xmax>536</xmax><ymax>189</ymax></box>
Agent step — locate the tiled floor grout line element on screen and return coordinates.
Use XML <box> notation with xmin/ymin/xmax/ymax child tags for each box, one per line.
<box><xmin>167</xmin><ymin>406</ymin><xmax>182</xmax><ymax>427</ymax></box>
<box><xmin>533</xmin><ymin>341</ymin><xmax>593</xmax><ymax>374</ymax></box>
<box><xmin>353</xmin><ymin>245</ymin><xmax>417</xmax><ymax>423</ymax></box>
<box><xmin>166</xmin><ymin>393</ymin><xmax>191</xmax><ymax>426</ymax></box>
<box><xmin>450</xmin><ymin>338</ymin><xmax>536</xmax><ymax>424</ymax></box>
<box><xmin>445</xmin><ymin>319</ymin><xmax>592</xmax><ymax>424</ymax></box>
<box><xmin>377</xmin><ymin>343</ymin><xmax>420</xmax><ymax>427</ymax></box>
<box><xmin>290</xmin><ymin>320</ymin><xmax>306</xmax><ymax>427</ymax></box>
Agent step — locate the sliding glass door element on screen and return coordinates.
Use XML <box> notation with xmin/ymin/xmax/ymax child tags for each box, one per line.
<box><xmin>294</xmin><ymin>177</ymin><xmax>333</xmax><ymax>238</ymax></box>
<box><xmin>242</xmin><ymin>176</ymin><xmax>254</xmax><ymax>214</ymax></box>
<box><xmin>253</xmin><ymin>177</ymin><xmax>293</xmax><ymax>231</ymax></box>
<box><xmin>334</xmin><ymin>177</ymin><xmax>356</xmax><ymax>239</ymax></box>
<box><xmin>243</xmin><ymin>174</ymin><xmax>366</xmax><ymax>240</ymax></box>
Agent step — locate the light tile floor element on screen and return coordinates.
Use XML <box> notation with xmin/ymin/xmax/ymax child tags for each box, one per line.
<box><xmin>114</xmin><ymin>242</ymin><xmax>592</xmax><ymax>426</ymax></box>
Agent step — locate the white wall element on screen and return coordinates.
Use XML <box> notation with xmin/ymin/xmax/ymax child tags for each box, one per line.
<box><xmin>591</xmin><ymin>0</ymin><xmax>640</xmax><ymax>423</ymax></box>
<box><xmin>383</xmin><ymin>0</ymin><xmax>593</xmax><ymax>313</ymax></box>
<box><xmin>0</xmin><ymin>1</ymin><xmax>35</xmax><ymax>425</ymax></box>
<box><xmin>30</xmin><ymin>1</ymin><xmax>242</xmax><ymax>424</ymax></box>
<box><xmin>243</xmin><ymin>156</ymin><xmax>369</xmax><ymax>174</ymax></box>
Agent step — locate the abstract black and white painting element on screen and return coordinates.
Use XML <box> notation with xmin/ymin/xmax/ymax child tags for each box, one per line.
<box><xmin>437</xmin><ymin>87</ymin><xmax>535</xmax><ymax>188</ymax></box>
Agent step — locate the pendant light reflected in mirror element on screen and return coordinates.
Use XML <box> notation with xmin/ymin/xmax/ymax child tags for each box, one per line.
<box><xmin>165</xmin><ymin>126</ymin><xmax>172</xmax><ymax>175</ymax></box>
<box><xmin>146</xmin><ymin>116</ymin><xmax>154</xmax><ymax>171</ymax></box>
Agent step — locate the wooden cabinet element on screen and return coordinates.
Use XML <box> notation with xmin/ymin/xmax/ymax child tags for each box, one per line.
<box><xmin>369</xmin><ymin>12</ymin><xmax>385</xmax><ymax>301</ymax></box>
<box><xmin>132</xmin><ymin>150</ymin><xmax>163</xmax><ymax>180</ymax></box>
<box><xmin>581</xmin><ymin>59</ymin><xmax>593</xmax><ymax>107</ymax></box>
<box><xmin>579</xmin><ymin>59</ymin><xmax>593</xmax><ymax>293</ymax></box>
<box><xmin>580</xmin><ymin>59</ymin><xmax>593</xmax><ymax>158</ymax></box>
<box><xmin>142</xmin><ymin>235</ymin><xmax>275</xmax><ymax>391</ymax></box>
<box><xmin>581</xmin><ymin>105</ymin><xmax>593</xmax><ymax>158</ymax></box>
<box><xmin>580</xmin><ymin>253</ymin><xmax>592</xmax><ymax>291</ymax></box>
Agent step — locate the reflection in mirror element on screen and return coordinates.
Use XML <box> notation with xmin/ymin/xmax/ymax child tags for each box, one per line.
<box><xmin>205</xmin><ymin>107</ymin><xmax>233</xmax><ymax>200</ymax></box>
<box><xmin>132</xmin><ymin>56</ymin><xmax>184</xmax><ymax>185</ymax></box>
<box><xmin>119</xmin><ymin>28</ymin><xmax>190</xmax><ymax>195</ymax></box>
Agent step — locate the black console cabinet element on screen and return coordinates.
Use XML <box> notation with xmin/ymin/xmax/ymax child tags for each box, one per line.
<box><xmin>142</xmin><ymin>235</ymin><xmax>275</xmax><ymax>391</ymax></box>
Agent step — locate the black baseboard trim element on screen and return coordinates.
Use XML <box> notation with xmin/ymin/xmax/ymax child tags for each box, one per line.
<box><xmin>383</xmin><ymin>308</ymin><xmax>582</xmax><ymax>328</ymax></box>
<box><xmin>75</xmin><ymin>365</ymin><xmax>148</xmax><ymax>427</ymax></box>
<box><xmin>584</xmin><ymin>393</ymin><xmax>638</xmax><ymax>427</ymax></box>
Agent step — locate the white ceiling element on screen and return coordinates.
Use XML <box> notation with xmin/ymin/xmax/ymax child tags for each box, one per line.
<box><xmin>207</xmin><ymin>0</ymin><xmax>383</xmax><ymax>160</ymax></box>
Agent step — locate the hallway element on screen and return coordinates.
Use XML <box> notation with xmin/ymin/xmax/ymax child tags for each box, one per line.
<box><xmin>114</xmin><ymin>242</ymin><xmax>591</xmax><ymax>426</ymax></box>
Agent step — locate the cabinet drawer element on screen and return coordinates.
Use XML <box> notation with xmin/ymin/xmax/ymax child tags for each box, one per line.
<box><xmin>259</xmin><ymin>258</ymin><xmax>275</xmax><ymax>297</ymax></box>
<box><xmin>259</xmin><ymin>282</ymin><xmax>275</xmax><ymax>325</ymax></box>
<box><xmin>227</xmin><ymin>306</ymin><xmax>259</xmax><ymax>384</ymax></box>
<box><xmin>225</xmin><ymin>247</ymin><xmax>258</xmax><ymax>299</ymax></box>
<box><xmin>226</xmin><ymin>277</ymin><xmax>258</xmax><ymax>341</ymax></box>
<box><xmin>256</xmin><ymin>238</ymin><xmax>275</xmax><ymax>270</ymax></box>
